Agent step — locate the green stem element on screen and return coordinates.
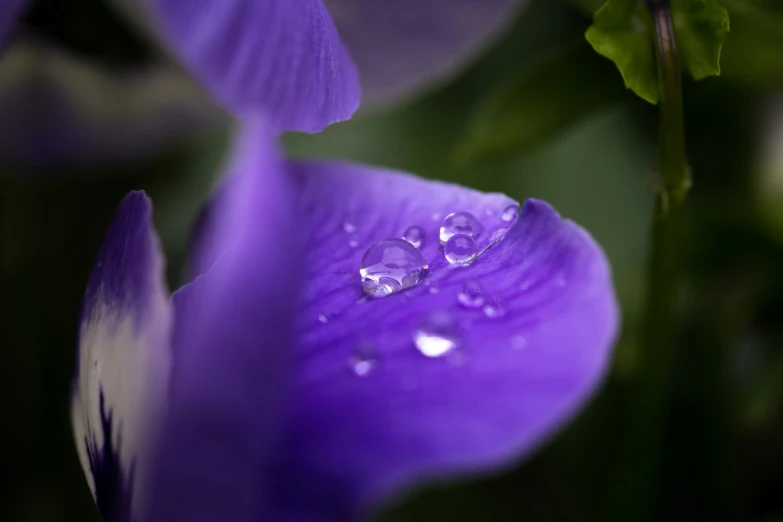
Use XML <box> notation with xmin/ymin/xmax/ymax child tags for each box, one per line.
<box><xmin>613</xmin><ymin>1</ymin><xmax>690</xmax><ymax>520</ymax></box>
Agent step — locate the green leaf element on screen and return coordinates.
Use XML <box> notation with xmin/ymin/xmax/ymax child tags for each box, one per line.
<box><xmin>585</xmin><ymin>0</ymin><xmax>659</xmax><ymax>103</ymax></box>
<box><xmin>454</xmin><ymin>41</ymin><xmax>630</xmax><ymax>163</ymax></box>
<box><xmin>673</xmin><ymin>0</ymin><xmax>730</xmax><ymax>80</ymax></box>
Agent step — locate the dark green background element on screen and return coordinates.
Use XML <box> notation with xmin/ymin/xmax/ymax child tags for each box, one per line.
<box><xmin>3</xmin><ymin>0</ymin><xmax>783</xmax><ymax>520</ymax></box>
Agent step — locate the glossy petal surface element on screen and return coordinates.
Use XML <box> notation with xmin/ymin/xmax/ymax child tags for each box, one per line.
<box><xmin>261</xmin><ymin>161</ymin><xmax>619</xmax><ymax>520</ymax></box>
<box><xmin>144</xmin><ymin>124</ymin><xmax>300</xmax><ymax>522</ymax></box>
<box><xmin>71</xmin><ymin>192</ymin><xmax>172</xmax><ymax>522</ymax></box>
<box><xmin>324</xmin><ymin>0</ymin><xmax>525</xmax><ymax>105</ymax></box>
<box><xmin>143</xmin><ymin>0</ymin><xmax>359</xmax><ymax>132</ymax></box>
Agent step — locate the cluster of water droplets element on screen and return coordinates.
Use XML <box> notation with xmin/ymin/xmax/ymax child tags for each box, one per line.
<box><xmin>339</xmin><ymin>202</ymin><xmax>524</xmax><ymax>373</ymax></box>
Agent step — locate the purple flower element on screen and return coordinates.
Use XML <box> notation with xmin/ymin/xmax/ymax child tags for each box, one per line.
<box><xmin>71</xmin><ymin>123</ymin><xmax>618</xmax><ymax>522</ymax></box>
<box><xmin>0</xmin><ymin>1</ymin><xmax>527</xmax><ymax>134</ymax></box>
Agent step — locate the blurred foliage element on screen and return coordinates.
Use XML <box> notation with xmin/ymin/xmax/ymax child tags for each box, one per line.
<box><xmin>3</xmin><ymin>0</ymin><xmax>783</xmax><ymax>521</ymax></box>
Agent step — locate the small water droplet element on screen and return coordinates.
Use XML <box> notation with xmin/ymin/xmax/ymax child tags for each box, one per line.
<box><xmin>348</xmin><ymin>237</ymin><xmax>360</xmax><ymax>248</ymax></box>
<box><xmin>512</xmin><ymin>335</ymin><xmax>527</xmax><ymax>350</ymax></box>
<box><xmin>431</xmin><ymin>212</ymin><xmax>441</xmax><ymax>221</ymax></box>
<box><xmin>349</xmin><ymin>344</ymin><xmax>377</xmax><ymax>376</ymax></box>
<box><xmin>412</xmin><ymin>312</ymin><xmax>462</xmax><ymax>358</ymax></box>
<box><xmin>317</xmin><ymin>313</ymin><xmax>329</xmax><ymax>324</ymax></box>
<box><xmin>402</xmin><ymin>225</ymin><xmax>425</xmax><ymax>248</ymax></box>
<box><xmin>444</xmin><ymin>234</ymin><xmax>478</xmax><ymax>266</ymax></box>
<box><xmin>502</xmin><ymin>204</ymin><xmax>519</xmax><ymax>223</ymax></box>
<box><xmin>343</xmin><ymin>221</ymin><xmax>357</xmax><ymax>233</ymax></box>
<box><xmin>483</xmin><ymin>297</ymin><xmax>507</xmax><ymax>318</ymax></box>
<box><xmin>489</xmin><ymin>228</ymin><xmax>508</xmax><ymax>243</ymax></box>
<box><xmin>428</xmin><ymin>286</ymin><xmax>441</xmax><ymax>294</ymax></box>
<box><xmin>440</xmin><ymin>211</ymin><xmax>483</xmax><ymax>243</ymax></box>
<box><xmin>457</xmin><ymin>280</ymin><xmax>484</xmax><ymax>309</ymax></box>
<box><xmin>360</xmin><ymin>238</ymin><xmax>429</xmax><ymax>297</ymax></box>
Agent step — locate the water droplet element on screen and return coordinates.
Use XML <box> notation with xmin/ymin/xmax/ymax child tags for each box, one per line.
<box><xmin>348</xmin><ymin>237</ymin><xmax>360</xmax><ymax>248</ymax></box>
<box><xmin>483</xmin><ymin>297</ymin><xmax>507</xmax><ymax>318</ymax></box>
<box><xmin>489</xmin><ymin>228</ymin><xmax>508</xmax><ymax>243</ymax></box>
<box><xmin>412</xmin><ymin>312</ymin><xmax>462</xmax><ymax>358</ymax></box>
<box><xmin>317</xmin><ymin>313</ymin><xmax>329</xmax><ymax>324</ymax></box>
<box><xmin>444</xmin><ymin>234</ymin><xmax>478</xmax><ymax>266</ymax></box>
<box><xmin>502</xmin><ymin>204</ymin><xmax>519</xmax><ymax>223</ymax></box>
<box><xmin>457</xmin><ymin>280</ymin><xmax>484</xmax><ymax>309</ymax></box>
<box><xmin>440</xmin><ymin>211</ymin><xmax>483</xmax><ymax>243</ymax></box>
<box><xmin>349</xmin><ymin>344</ymin><xmax>377</xmax><ymax>376</ymax></box>
<box><xmin>428</xmin><ymin>286</ymin><xmax>441</xmax><ymax>294</ymax></box>
<box><xmin>431</xmin><ymin>212</ymin><xmax>441</xmax><ymax>221</ymax></box>
<box><xmin>402</xmin><ymin>225</ymin><xmax>425</xmax><ymax>248</ymax></box>
<box><xmin>360</xmin><ymin>238</ymin><xmax>429</xmax><ymax>297</ymax></box>
<box><xmin>343</xmin><ymin>221</ymin><xmax>357</xmax><ymax>233</ymax></box>
<box><xmin>512</xmin><ymin>335</ymin><xmax>527</xmax><ymax>350</ymax></box>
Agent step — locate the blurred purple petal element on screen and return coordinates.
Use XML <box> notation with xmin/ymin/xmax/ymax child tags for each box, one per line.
<box><xmin>325</xmin><ymin>0</ymin><xmax>526</xmax><ymax>105</ymax></box>
<box><xmin>0</xmin><ymin>39</ymin><xmax>225</xmax><ymax>170</ymax></box>
<box><xmin>71</xmin><ymin>192</ymin><xmax>172</xmax><ymax>522</ymax></box>
<box><xmin>0</xmin><ymin>0</ymin><xmax>26</xmax><ymax>49</ymax></box>
<box><xmin>144</xmin><ymin>123</ymin><xmax>301</xmax><ymax>522</ymax></box>
<box><xmin>143</xmin><ymin>0</ymin><xmax>359</xmax><ymax>133</ymax></box>
<box><xmin>258</xmin><ymin>162</ymin><xmax>619</xmax><ymax>520</ymax></box>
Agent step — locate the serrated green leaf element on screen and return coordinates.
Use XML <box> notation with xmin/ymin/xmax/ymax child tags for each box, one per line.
<box><xmin>455</xmin><ymin>42</ymin><xmax>630</xmax><ymax>163</ymax></box>
<box><xmin>673</xmin><ymin>0</ymin><xmax>730</xmax><ymax>80</ymax></box>
<box><xmin>585</xmin><ymin>0</ymin><xmax>660</xmax><ymax>103</ymax></box>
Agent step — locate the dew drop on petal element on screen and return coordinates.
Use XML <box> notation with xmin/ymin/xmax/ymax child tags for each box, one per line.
<box><xmin>317</xmin><ymin>313</ymin><xmax>329</xmax><ymax>324</ymax></box>
<box><xmin>349</xmin><ymin>344</ymin><xmax>377</xmax><ymax>376</ymax></box>
<box><xmin>343</xmin><ymin>221</ymin><xmax>357</xmax><ymax>233</ymax></box>
<box><xmin>457</xmin><ymin>280</ymin><xmax>484</xmax><ymax>309</ymax></box>
<box><xmin>349</xmin><ymin>237</ymin><xmax>360</xmax><ymax>248</ymax></box>
<box><xmin>402</xmin><ymin>225</ymin><xmax>425</xmax><ymax>248</ymax></box>
<box><xmin>502</xmin><ymin>204</ymin><xmax>519</xmax><ymax>223</ymax></box>
<box><xmin>444</xmin><ymin>234</ymin><xmax>478</xmax><ymax>266</ymax></box>
<box><xmin>360</xmin><ymin>238</ymin><xmax>429</xmax><ymax>298</ymax></box>
<box><xmin>440</xmin><ymin>211</ymin><xmax>483</xmax><ymax>243</ymax></box>
<box><xmin>489</xmin><ymin>227</ymin><xmax>508</xmax><ymax>243</ymax></box>
<box><xmin>483</xmin><ymin>297</ymin><xmax>507</xmax><ymax>318</ymax></box>
<box><xmin>429</xmin><ymin>286</ymin><xmax>441</xmax><ymax>294</ymax></box>
<box><xmin>412</xmin><ymin>312</ymin><xmax>462</xmax><ymax>358</ymax></box>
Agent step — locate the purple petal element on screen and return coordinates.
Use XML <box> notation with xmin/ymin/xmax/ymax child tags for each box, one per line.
<box><xmin>260</xmin><ymin>161</ymin><xmax>619</xmax><ymax>520</ymax></box>
<box><xmin>324</xmin><ymin>0</ymin><xmax>527</xmax><ymax>105</ymax></box>
<box><xmin>142</xmin><ymin>0</ymin><xmax>360</xmax><ymax>133</ymax></box>
<box><xmin>0</xmin><ymin>0</ymin><xmax>26</xmax><ymax>49</ymax></box>
<box><xmin>0</xmin><ymin>39</ymin><xmax>224</xmax><ymax>169</ymax></box>
<box><xmin>71</xmin><ymin>192</ymin><xmax>172</xmax><ymax>522</ymax></box>
<box><xmin>144</xmin><ymin>124</ymin><xmax>300</xmax><ymax>522</ymax></box>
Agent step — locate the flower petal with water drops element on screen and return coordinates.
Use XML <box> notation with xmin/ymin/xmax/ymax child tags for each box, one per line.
<box><xmin>143</xmin><ymin>123</ymin><xmax>300</xmax><ymax>522</ymax></box>
<box><xmin>141</xmin><ymin>0</ymin><xmax>359</xmax><ymax>133</ymax></box>
<box><xmin>323</xmin><ymin>0</ymin><xmax>527</xmax><ymax>106</ymax></box>
<box><xmin>71</xmin><ymin>191</ymin><xmax>172</xmax><ymax>522</ymax></box>
<box><xmin>259</xmin><ymin>161</ymin><xmax>619</xmax><ymax>520</ymax></box>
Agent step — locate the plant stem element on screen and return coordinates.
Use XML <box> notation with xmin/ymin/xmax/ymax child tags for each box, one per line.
<box><xmin>613</xmin><ymin>1</ymin><xmax>690</xmax><ymax>520</ymax></box>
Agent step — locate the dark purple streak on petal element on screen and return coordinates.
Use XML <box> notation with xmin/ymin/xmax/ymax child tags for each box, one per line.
<box><xmin>145</xmin><ymin>123</ymin><xmax>300</xmax><ymax>522</ymax></box>
<box><xmin>72</xmin><ymin>192</ymin><xmax>172</xmax><ymax>522</ymax></box>
<box><xmin>142</xmin><ymin>0</ymin><xmax>359</xmax><ymax>133</ymax></box>
<box><xmin>259</xmin><ymin>162</ymin><xmax>619</xmax><ymax>521</ymax></box>
<box><xmin>324</xmin><ymin>0</ymin><xmax>526</xmax><ymax>105</ymax></box>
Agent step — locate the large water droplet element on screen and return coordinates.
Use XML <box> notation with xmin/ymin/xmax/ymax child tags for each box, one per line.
<box><xmin>502</xmin><ymin>204</ymin><xmax>519</xmax><ymax>223</ymax></box>
<box><xmin>412</xmin><ymin>312</ymin><xmax>462</xmax><ymax>358</ymax></box>
<box><xmin>483</xmin><ymin>297</ymin><xmax>507</xmax><ymax>318</ymax></box>
<box><xmin>349</xmin><ymin>344</ymin><xmax>377</xmax><ymax>376</ymax></box>
<box><xmin>402</xmin><ymin>225</ymin><xmax>425</xmax><ymax>248</ymax></box>
<box><xmin>440</xmin><ymin>211</ymin><xmax>483</xmax><ymax>243</ymax></box>
<box><xmin>360</xmin><ymin>238</ymin><xmax>429</xmax><ymax>297</ymax></box>
<box><xmin>444</xmin><ymin>234</ymin><xmax>478</xmax><ymax>266</ymax></box>
<box><xmin>458</xmin><ymin>280</ymin><xmax>484</xmax><ymax>309</ymax></box>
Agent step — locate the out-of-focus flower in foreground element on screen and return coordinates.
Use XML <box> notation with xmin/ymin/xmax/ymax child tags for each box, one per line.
<box><xmin>72</xmin><ymin>123</ymin><xmax>618</xmax><ymax>522</ymax></box>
